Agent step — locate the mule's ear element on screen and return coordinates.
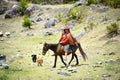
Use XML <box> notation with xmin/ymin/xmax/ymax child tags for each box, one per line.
<box><xmin>44</xmin><ymin>42</ymin><xmax>47</xmax><ymax>44</ymax></box>
<box><xmin>44</xmin><ymin>42</ymin><xmax>47</xmax><ymax>45</ymax></box>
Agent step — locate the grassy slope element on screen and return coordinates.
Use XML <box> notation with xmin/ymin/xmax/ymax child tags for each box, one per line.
<box><xmin>0</xmin><ymin>4</ymin><xmax>120</xmax><ymax>80</ymax></box>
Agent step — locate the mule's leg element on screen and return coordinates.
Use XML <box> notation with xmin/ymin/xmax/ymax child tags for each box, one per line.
<box><xmin>68</xmin><ymin>53</ymin><xmax>75</xmax><ymax>67</ymax></box>
<box><xmin>53</xmin><ymin>55</ymin><xmax>57</xmax><ymax>68</ymax></box>
<box><xmin>74</xmin><ymin>53</ymin><xmax>79</xmax><ymax>65</ymax></box>
<box><xmin>59</xmin><ymin>55</ymin><xmax>67</xmax><ymax>67</ymax></box>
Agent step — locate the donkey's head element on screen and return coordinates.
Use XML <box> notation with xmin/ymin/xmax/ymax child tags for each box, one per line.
<box><xmin>42</xmin><ymin>42</ymin><xmax>49</xmax><ymax>55</ymax></box>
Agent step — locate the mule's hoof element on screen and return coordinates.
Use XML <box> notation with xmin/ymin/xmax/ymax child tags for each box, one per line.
<box><xmin>75</xmin><ymin>63</ymin><xmax>79</xmax><ymax>65</ymax></box>
<box><xmin>65</xmin><ymin>65</ymin><xmax>69</xmax><ymax>68</ymax></box>
<box><xmin>52</xmin><ymin>66</ymin><xmax>56</xmax><ymax>68</ymax></box>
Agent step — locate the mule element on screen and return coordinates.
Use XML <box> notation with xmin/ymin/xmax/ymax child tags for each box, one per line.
<box><xmin>42</xmin><ymin>42</ymin><xmax>87</xmax><ymax>68</ymax></box>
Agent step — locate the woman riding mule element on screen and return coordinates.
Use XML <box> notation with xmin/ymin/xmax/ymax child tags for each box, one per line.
<box><xmin>56</xmin><ymin>25</ymin><xmax>78</xmax><ymax>60</ymax></box>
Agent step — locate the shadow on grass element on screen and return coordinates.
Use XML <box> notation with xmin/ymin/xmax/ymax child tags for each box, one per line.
<box><xmin>60</xmin><ymin>63</ymin><xmax>89</xmax><ymax>68</ymax></box>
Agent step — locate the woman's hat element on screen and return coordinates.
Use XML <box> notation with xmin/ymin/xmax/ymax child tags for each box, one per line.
<box><xmin>64</xmin><ymin>25</ymin><xmax>69</xmax><ymax>30</ymax></box>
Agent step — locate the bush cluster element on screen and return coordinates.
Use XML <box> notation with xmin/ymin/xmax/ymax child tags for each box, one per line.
<box><xmin>87</xmin><ymin>0</ymin><xmax>98</xmax><ymax>5</ymax></box>
<box><xmin>84</xmin><ymin>21</ymin><xmax>95</xmax><ymax>32</ymax></box>
<box><xmin>106</xmin><ymin>22</ymin><xmax>119</xmax><ymax>35</ymax></box>
<box><xmin>67</xmin><ymin>6</ymin><xmax>81</xmax><ymax>19</ymax></box>
<box><xmin>22</xmin><ymin>15</ymin><xmax>32</xmax><ymax>28</ymax></box>
<box><xmin>55</xmin><ymin>12</ymin><xmax>64</xmax><ymax>22</ymax></box>
<box><xmin>100</xmin><ymin>0</ymin><xmax>120</xmax><ymax>8</ymax></box>
<box><xmin>18</xmin><ymin>0</ymin><xmax>28</xmax><ymax>16</ymax></box>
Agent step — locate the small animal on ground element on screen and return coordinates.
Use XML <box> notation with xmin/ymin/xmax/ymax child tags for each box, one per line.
<box><xmin>31</xmin><ymin>54</ymin><xmax>37</xmax><ymax>63</ymax></box>
<box><xmin>36</xmin><ymin>57</ymin><xmax>43</xmax><ymax>66</ymax></box>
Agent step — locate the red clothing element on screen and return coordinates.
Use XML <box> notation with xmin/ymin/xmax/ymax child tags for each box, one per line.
<box><xmin>59</xmin><ymin>32</ymin><xmax>77</xmax><ymax>45</ymax></box>
<box><xmin>59</xmin><ymin>33</ymin><xmax>69</xmax><ymax>45</ymax></box>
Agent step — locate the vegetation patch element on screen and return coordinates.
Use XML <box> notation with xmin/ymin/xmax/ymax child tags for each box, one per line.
<box><xmin>22</xmin><ymin>15</ymin><xmax>32</xmax><ymax>29</ymax></box>
<box><xmin>106</xmin><ymin>22</ymin><xmax>119</xmax><ymax>37</ymax></box>
<box><xmin>105</xmin><ymin>60</ymin><xmax>120</xmax><ymax>73</ymax></box>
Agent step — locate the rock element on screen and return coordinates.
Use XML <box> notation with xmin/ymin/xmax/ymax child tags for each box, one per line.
<box><xmin>31</xmin><ymin>20</ymin><xmax>36</xmax><ymax>24</ymax></box>
<box><xmin>101</xmin><ymin>17</ymin><xmax>109</xmax><ymax>22</ymax></box>
<box><xmin>40</xmin><ymin>2</ymin><xmax>48</xmax><ymax>5</ymax></box>
<box><xmin>109</xmin><ymin>52</ymin><xmax>115</xmax><ymax>55</ymax></box>
<box><xmin>4</xmin><ymin>10</ymin><xmax>15</xmax><ymax>18</ymax></box>
<box><xmin>118</xmin><ymin>30</ymin><xmax>120</xmax><ymax>35</ymax></box>
<box><xmin>67</xmin><ymin>66</ymin><xmax>77</xmax><ymax>73</ymax></box>
<box><xmin>25</xmin><ymin>7</ymin><xmax>33</xmax><ymax>17</ymax></box>
<box><xmin>11</xmin><ymin>4</ymin><xmax>19</xmax><ymax>15</ymax></box>
<box><xmin>0</xmin><ymin>54</ymin><xmax>9</xmax><ymax>69</ymax></box>
<box><xmin>71</xmin><ymin>68</ymin><xmax>77</xmax><ymax>73</ymax></box>
<box><xmin>75</xmin><ymin>31</ymin><xmax>85</xmax><ymax>40</ymax></box>
<box><xmin>9</xmin><ymin>54</ymin><xmax>23</xmax><ymax>63</ymax></box>
<box><xmin>44</xmin><ymin>18</ymin><xmax>57</xmax><ymax>28</ymax></box>
<box><xmin>21</xmin><ymin>27</ymin><xmax>29</xmax><ymax>32</ymax></box>
<box><xmin>90</xmin><ymin>4</ymin><xmax>109</xmax><ymax>12</ymax></box>
<box><xmin>24</xmin><ymin>6</ymin><xmax>39</xmax><ymax>17</ymax></box>
<box><xmin>1</xmin><ymin>63</ymin><xmax>9</xmax><ymax>69</ymax></box>
<box><xmin>102</xmin><ymin>73</ymin><xmax>111</xmax><ymax>77</ymax></box>
<box><xmin>31</xmin><ymin>5</ymin><xmax>40</xmax><ymax>11</ymax></box>
<box><xmin>0</xmin><ymin>54</ymin><xmax>6</xmax><ymax>60</ymax></box>
<box><xmin>67</xmin><ymin>66</ymin><xmax>73</xmax><ymax>71</ymax></box>
<box><xmin>93</xmin><ymin>65</ymin><xmax>103</xmax><ymax>68</ymax></box>
<box><xmin>43</xmin><ymin>30</ymin><xmax>54</xmax><ymax>36</ymax></box>
<box><xmin>9</xmin><ymin>56</ymin><xmax>16</xmax><ymax>62</ymax></box>
<box><xmin>5</xmin><ymin>32</ymin><xmax>10</xmax><ymax>37</ymax></box>
<box><xmin>90</xmin><ymin>4</ymin><xmax>99</xmax><ymax>10</ymax></box>
<box><xmin>27</xmin><ymin>32</ymin><xmax>34</xmax><ymax>36</ymax></box>
<box><xmin>36</xmin><ymin>17</ymin><xmax>43</xmax><ymax>22</ymax></box>
<box><xmin>0</xmin><ymin>7</ymin><xmax>8</xmax><ymax>15</ymax></box>
<box><xmin>81</xmin><ymin>78</ymin><xmax>89</xmax><ymax>80</ymax></box>
<box><xmin>74</xmin><ymin>0</ymin><xmax>86</xmax><ymax>7</ymax></box>
<box><xmin>0</xmin><ymin>31</ymin><xmax>3</xmax><ymax>37</ymax></box>
<box><xmin>116</xmin><ymin>58</ymin><xmax>120</xmax><ymax>62</ymax></box>
<box><xmin>110</xmin><ymin>38</ymin><xmax>119</xmax><ymax>42</ymax></box>
<box><xmin>15</xmin><ymin>54</ymin><xmax>23</xmax><ymax>58</ymax></box>
<box><xmin>105</xmin><ymin>59</ymin><xmax>116</xmax><ymax>63</ymax></box>
<box><xmin>98</xmin><ymin>6</ymin><xmax>109</xmax><ymax>12</ymax></box>
<box><xmin>57</xmin><ymin>72</ymin><xmax>71</xmax><ymax>76</ymax></box>
<box><xmin>97</xmin><ymin>61</ymin><xmax>102</xmax><ymax>65</ymax></box>
<box><xmin>67</xmin><ymin>20</ymin><xmax>76</xmax><ymax>29</ymax></box>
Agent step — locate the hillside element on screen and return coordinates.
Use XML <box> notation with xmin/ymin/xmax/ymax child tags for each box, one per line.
<box><xmin>0</xmin><ymin>1</ymin><xmax>120</xmax><ymax>80</ymax></box>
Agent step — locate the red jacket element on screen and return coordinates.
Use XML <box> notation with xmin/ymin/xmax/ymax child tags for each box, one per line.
<box><xmin>59</xmin><ymin>32</ymin><xmax>77</xmax><ymax>45</ymax></box>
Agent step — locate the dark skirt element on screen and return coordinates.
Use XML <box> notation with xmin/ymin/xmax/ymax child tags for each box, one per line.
<box><xmin>64</xmin><ymin>44</ymin><xmax>77</xmax><ymax>53</ymax></box>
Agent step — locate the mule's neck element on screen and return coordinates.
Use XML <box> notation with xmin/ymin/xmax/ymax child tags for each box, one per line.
<box><xmin>48</xmin><ymin>44</ymin><xmax>58</xmax><ymax>52</ymax></box>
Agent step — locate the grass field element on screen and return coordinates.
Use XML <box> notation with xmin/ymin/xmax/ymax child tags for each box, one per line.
<box><xmin>0</xmin><ymin>4</ymin><xmax>120</xmax><ymax>80</ymax></box>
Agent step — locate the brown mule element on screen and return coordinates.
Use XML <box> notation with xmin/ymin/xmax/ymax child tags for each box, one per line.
<box><xmin>42</xmin><ymin>42</ymin><xmax>87</xmax><ymax>68</ymax></box>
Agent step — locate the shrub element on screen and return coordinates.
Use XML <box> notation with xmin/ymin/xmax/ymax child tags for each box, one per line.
<box><xmin>61</xmin><ymin>17</ymin><xmax>69</xmax><ymax>24</ymax></box>
<box><xmin>106</xmin><ymin>22</ymin><xmax>119</xmax><ymax>35</ymax></box>
<box><xmin>105</xmin><ymin>61</ymin><xmax>120</xmax><ymax>73</ymax></box>
<box><xmin>32</xmin><ymin>0</ymin><xmax>42</xmax><ymax>4</ymax></box>
<box><xmin>67</xmin><ymin>6</ymin><xmax>81</xmax><ymax>19</ymax></box>
<box><xmin>55</xmin><ymin>12</ymin><xmax>63</xmax><ymax>22</ymax></box>
<box><xmin>84</xmin><ymin>21</ymin><xmax>95</xmax><ymax>32</ymax></box>
<box><xmin>87</xmin><ymin>0</ymin><xmax>98</xmax><ymax>5</ymax></box>
<box><xmin>22</xmin><ymin>15</ymin><xmax>32</xmax><ymax>29</ymax></box>
<box><xmin>0</xmin><ymin>74</ymin><xmax>8</xmax><ymax>80</ymax></box>
<box><xmin>18</xmin><ymin>0</ymin><xmax>28</xmax><ymax>16</ymax></box>
<box><xmin>101</xmin><ymin>0</ymin><xmax>120</xmax><ymax>8</ymax></box>
<box><xmin>117</xmin><ymin>17</ymin><xmax>120</xmax><ymax>21</ymax></box>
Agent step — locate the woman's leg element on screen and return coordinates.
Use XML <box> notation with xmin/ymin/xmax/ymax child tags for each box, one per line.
<box><xmin>64</xmin><ymin>44</ymin><xmax>70</xmax><ymax>61</ymax></box>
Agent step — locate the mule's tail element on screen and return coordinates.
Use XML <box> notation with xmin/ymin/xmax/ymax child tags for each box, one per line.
<box><xmin>77</xmin><ymin>42</ymin><xmax>88</xmax><ymax>61</ymax></box>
